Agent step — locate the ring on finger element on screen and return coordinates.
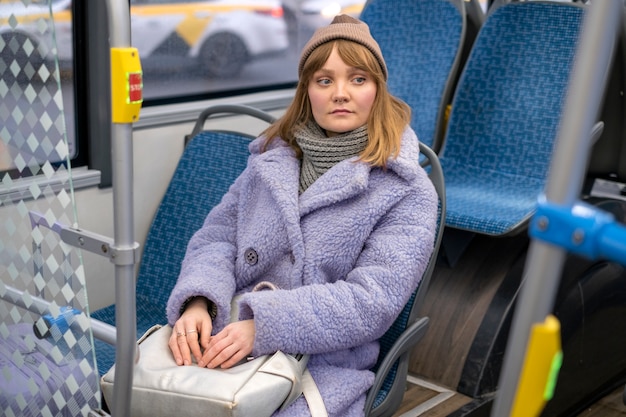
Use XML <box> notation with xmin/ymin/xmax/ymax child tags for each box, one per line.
<box><xmin>176</xmin><ymin>331</ymin><xmax>185</xmax><ymax>337</ymax></box>
<box><xmin>186</xmin><ymin>329</ymin><xmax>198</xmax><ymax>334</ymax></box>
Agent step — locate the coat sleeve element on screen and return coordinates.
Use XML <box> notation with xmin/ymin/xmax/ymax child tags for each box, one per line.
<box><xmin>165</xmin><ymin>136</ymin><xmax>293</xmax><ymax>330</ymax></box>
<box><xmin>239</xmin><ymin>173</ymin><xmax>438</xmax><ymax>356</ymax></box>
<box><xmin>165</xmin><ymin>165</ymin><xmax>246</xmax><ymax>330</ymax></box>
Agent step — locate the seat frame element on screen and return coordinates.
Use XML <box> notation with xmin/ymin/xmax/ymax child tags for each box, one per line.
<box><xmin>365</xmin><ymin>142</ymin><xmax>446</xmax><ymax>417</ymax></box>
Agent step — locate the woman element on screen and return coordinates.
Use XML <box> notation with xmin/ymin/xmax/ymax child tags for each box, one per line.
<box><xmin>166</xmin><ymin>14</ymin><xmax>438</xmax><ymax>416</ymax></box>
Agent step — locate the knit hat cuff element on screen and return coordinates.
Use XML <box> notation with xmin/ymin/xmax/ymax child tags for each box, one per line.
<box><xmin>298</xmin><ymin>15</ymin><xmax>388</xmax><ymax>80</ymax></box>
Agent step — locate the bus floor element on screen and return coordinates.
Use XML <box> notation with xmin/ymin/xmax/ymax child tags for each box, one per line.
<box><xmin>392</xmin><ymin>376</ymin><xmax>626</xmax><ymax>417</ymax></box>
<box><xmin>389</xmin><ymin>221</ymin><xmax>626</xmax><ymax>417</ymax></box>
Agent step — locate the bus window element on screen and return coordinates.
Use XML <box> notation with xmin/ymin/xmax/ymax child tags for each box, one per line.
<box><xmin>0</xmin><ymin>0</ymin><xmax>367</xmax><ymax>175</ymax></box>
<box><xmin>128</xmin><ymin>0</ymin><xmax>367</xmax><ymax>101</ymax></box>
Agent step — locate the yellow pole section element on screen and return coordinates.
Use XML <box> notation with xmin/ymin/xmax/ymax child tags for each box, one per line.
<box><xmin>511</xmin><ymin>314</ymin><xmax>563</xmax><ymax>417</ymax></box>
<box><xmin>111</xmin><ymin>47</ymin><xmax>143</xmax><ymax>124</ymax></box>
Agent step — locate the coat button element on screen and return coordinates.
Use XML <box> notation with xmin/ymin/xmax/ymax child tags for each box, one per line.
<box><xmin>244</xmin><ymin>248</ymin><xmax>258</xmax><ymax>265</ymax></box>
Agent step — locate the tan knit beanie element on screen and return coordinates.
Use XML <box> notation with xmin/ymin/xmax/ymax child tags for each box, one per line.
<box><xmin>298</xmin><ymin>14</ymin><xmax>388</xmax><ymax>81</ymax></box>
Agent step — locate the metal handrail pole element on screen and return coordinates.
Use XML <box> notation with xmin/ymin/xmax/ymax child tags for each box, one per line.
<box><xmin>491</xmin><ymin>1</ymin><xmax>623</xmax><ymax>416</ymax></box>
<box><xmin>103</xmin><ymin>1</ymin><xmax>137</xmax><ymax>416</ymax></box>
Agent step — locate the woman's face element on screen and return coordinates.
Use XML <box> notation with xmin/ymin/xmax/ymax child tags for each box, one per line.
<box><xmin>307</xmin><ymin>46</ymin><xmax>377</xmax><ymax>137</ymax></box>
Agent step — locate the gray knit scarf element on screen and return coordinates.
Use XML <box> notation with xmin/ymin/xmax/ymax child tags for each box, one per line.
<box><xmin>295</xmin><ymin>122</ymin><xmax>369</xmax><ymax>194</ymax></box>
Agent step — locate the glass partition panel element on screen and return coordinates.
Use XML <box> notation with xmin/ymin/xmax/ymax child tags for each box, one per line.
<box><xmin>0</xmin><ymin>0</ymin><xmax>75</xmax><ymax>172</ymax></box>
<box><xmin>0</xmin><ymin>1</ymin><xmax>100</xmax><ymax>415</ymax></box>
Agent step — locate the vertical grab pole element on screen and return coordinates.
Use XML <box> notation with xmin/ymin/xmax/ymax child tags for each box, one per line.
<box><xmin>105</xmin><ymin>0</ymin><xmax>142</xmax><ymax>416</ymax></box>
<box><xmin>490</xmin><ymin>1</ymin><xmax>623</xmax><ymax>416</ymax></box>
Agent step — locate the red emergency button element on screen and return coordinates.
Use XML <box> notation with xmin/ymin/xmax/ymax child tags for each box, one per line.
<box><xmin>128</xmin><ymin>72</ymin><xmax>143</xmax><ymax>103</ymax></box>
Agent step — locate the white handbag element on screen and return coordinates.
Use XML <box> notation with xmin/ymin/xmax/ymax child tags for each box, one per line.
<box><xmin>101</xmin><ymin>324</ymin><xmax>327</xmax><ymax>417</ymax></box>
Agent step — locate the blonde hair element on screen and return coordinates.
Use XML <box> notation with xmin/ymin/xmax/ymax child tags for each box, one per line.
<box><xmin>262</xmin><ymin>40</ymin><xmax>411</xmax><ymax>167</ymax></box>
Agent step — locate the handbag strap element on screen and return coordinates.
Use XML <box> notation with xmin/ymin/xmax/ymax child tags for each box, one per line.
<box><xmin>302</xmin><ymin>369</ymin><xmax>328</xmax><ymax>417</ymax></box>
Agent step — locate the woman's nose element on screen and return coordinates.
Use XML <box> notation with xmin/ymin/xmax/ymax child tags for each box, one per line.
<box><xmin>332</xmin><ymin>84</ymin><xmax>348</xmax><ymax>103</ymax></box>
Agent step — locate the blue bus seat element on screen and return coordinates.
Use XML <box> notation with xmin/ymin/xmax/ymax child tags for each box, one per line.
<box><xmin>91</xmin><ymin>105</ymin><xmax>276</xmax><ymax>375</ymax></box>
<box><xmin>360</xmin><ymin>0</ymin><xmax>473</xmax><ymax>155</ymax></box>
<box><xmin>439</xmin><ymin>0</ymin><xmax>588</xmax><ymax>236</ymax></box>
<box><xmin>365</xmin><ymin>142</ymin><xmax>446</xmax><ymax>417</ymax></box>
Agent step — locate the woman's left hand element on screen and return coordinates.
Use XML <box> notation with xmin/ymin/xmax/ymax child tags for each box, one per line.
<box><xmin>197</xmin><ymin>319</ymin><xmax>255</xmax><ymax>369</ymax></box>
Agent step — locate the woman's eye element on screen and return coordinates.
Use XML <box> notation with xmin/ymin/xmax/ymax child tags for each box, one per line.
<box><xmin>317</xmin><ymin>78</ymin><xmax>332</xmax><ymax>86</ymax></box>
<box><xmin>353</xmin><ymin>76</ymin><xmax>367</xmax><ymax>84</ymax></box>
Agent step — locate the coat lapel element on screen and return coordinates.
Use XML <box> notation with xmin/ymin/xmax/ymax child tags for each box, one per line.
<box><xmin>298</xmin><ymin>157</ymin><xmax>371</xmax><ymax>217</ymax></box>
<box><xmin>251</xmin><ymin>146</ymin><xmax>306</xmax><ymax>263</ymax></box>
<box><xmin>251</xmin><ymin>127</ymin><xmax>420</xmax><ymax>219</ymax></box>
<box><xmin>252</xmin><ymin>145</ymin><xmax>372</xmax><ymax>218</ymax></box>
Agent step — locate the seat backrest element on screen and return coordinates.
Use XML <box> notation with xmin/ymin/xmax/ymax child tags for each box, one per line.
<box><xmin>138</xmin><ymin>105</ymin><xmax>276</xmax><ymax>316</ymax></box>
<box><xmin>360</xmin><ymin>0</ymin><xmax>468</xmax><ymax>154</ymax></box>
<box><xmin>440</xmin><ymin>0</ymin><xmax>587</xmax><ymax>235</ymax></box>
<box><xmin>365</xmin><ymin>142</ymin><xmax>446</xmax><ymax>417</ymax></box>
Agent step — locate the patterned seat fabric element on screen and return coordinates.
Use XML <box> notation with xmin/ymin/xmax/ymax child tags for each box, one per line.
<box><xmin>361</xmin><ymin>0</ymin><xmax>466</xmax><ymax>154</ymax></box>
<box><xmin>440</xmin><ymin>1</ymin><xmax>586</xmax><ymax>236</ymax></box>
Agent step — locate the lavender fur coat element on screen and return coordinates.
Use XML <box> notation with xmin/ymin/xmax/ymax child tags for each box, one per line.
<box><xmin>166</xmin><ymin>126</ymin><xmax>438</xmax><ymax>416</ymax></box>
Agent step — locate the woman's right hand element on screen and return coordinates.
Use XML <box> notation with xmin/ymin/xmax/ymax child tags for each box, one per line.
<box><xmin>168</xmin><ymin>297</ymin><xmax>213</xmax><ymax>366</ymax></box>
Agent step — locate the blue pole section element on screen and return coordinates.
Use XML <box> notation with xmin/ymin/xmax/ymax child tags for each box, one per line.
<box><xmin>105</xmin><ymin>1</ymin><xmax>138</xmax><ymax>417</ymax></box>
<box><xmin>600</xmin><ymin>225</ymin><xmax>626</xmax><ymax>263</ymax></box>
<box><xmin>530</xmin><ymin>198</ymin><xmax>626</xmax><ymax>265</ymax></box>
<box><xmin>490</xmin><ymin>1</ymin><xmax>623</xmax><ymax>416</ymax></box>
